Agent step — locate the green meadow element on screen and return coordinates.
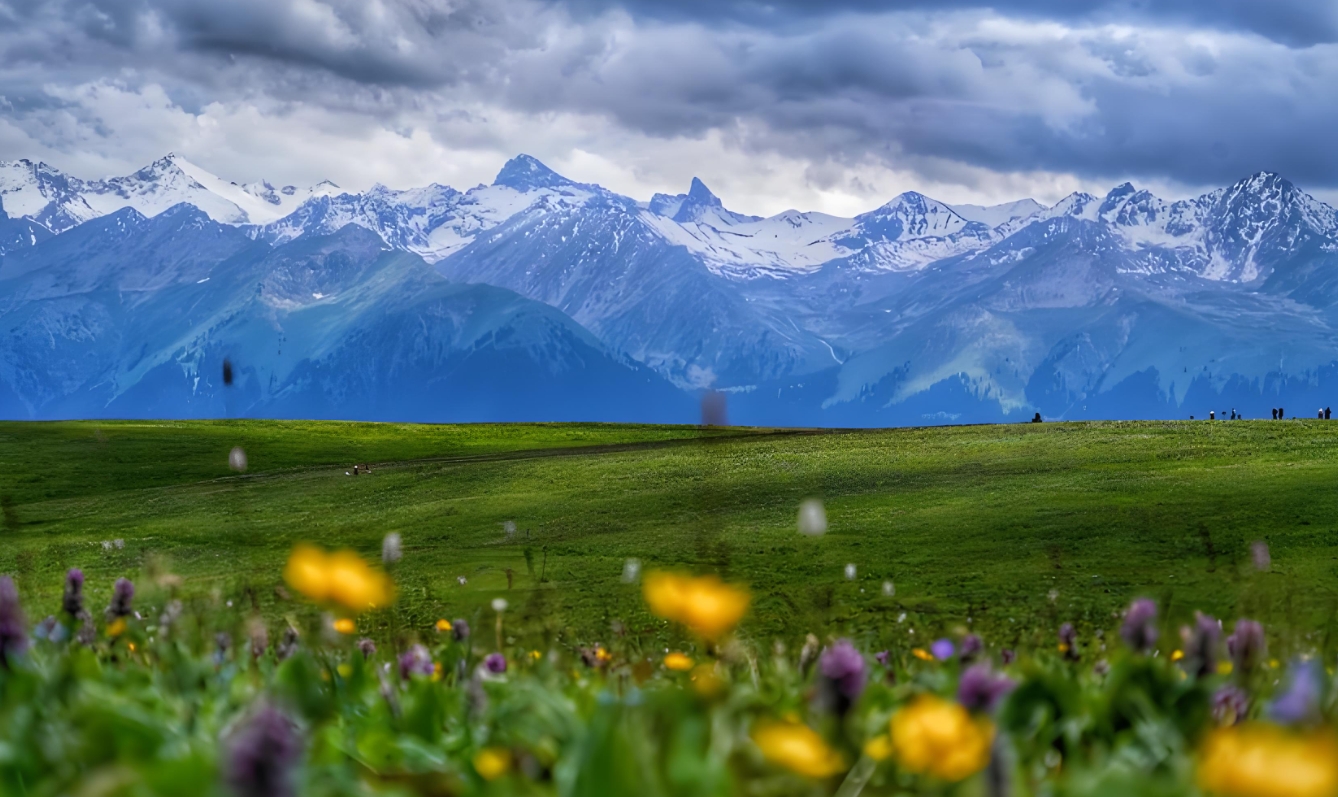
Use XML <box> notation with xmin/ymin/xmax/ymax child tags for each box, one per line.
<box><xmin>2</xmin><ymin>419</ymin><xmax>1337</xmax><ymax>654</ymax></box>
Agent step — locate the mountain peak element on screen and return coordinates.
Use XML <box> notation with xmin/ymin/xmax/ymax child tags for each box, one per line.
<box><xmin>685</xmin><ymin>177</ymin><xmax>722</xmax><ymax>208</ymax></box>
<box><xmin>493</xmin><ymin>154</ymin><xmax>573</xmax><ymax>191</ymax></box>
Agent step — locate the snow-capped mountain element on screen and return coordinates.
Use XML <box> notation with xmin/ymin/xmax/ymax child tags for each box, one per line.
<box><xmin>6</xmin><ymin>150</ymin><xmax>1338</xmax><ymax>426</ymax></box>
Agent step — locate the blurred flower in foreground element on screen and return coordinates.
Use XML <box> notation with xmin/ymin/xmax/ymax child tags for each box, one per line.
<box><xmin>228</xmin><ymin>446</ymin><xmax>248</xmax><ymax>473</ymax></box>
<box><xmin>0</xmin><ymin>576</ymin><xmax>27</xmax><ymax>668</ymax></box>
<box><xmin>1198</xmin><ymin>724</ymin><xmax>1338</xmax><ymax>797</ymax></box>
<box><xmin>381</xmin><ymin>533</ymin><xmax>401</xmax><ymax>565</ymax></box>
<box><xmin>960</xmin><ymin>634</ymin><xmax>983</xmax><ymax>662</ymax></box>
<box><xmin>1213</xmin><ymin>685</ymin><xmax>1250</xmax><ymax>726</ymax></box>
<box><xmin>1270</xmin><ymin>661</ymin><xmax>1324</xmax><ymax>726</ymax></box>
<box><xmin>1228</xmin><ymin>620</ymin><xmax>1267</xmax><ymax>676</ymax></box>
<box><xmin>62</xmin><ymin>568</ymin><xmax>85</xmax><ymax>620</ymax></box>
<box><xmin>105</xmin><ymin>577</ymin><xmax>134</xmax><ymax>622</ymax></box>
<box><xmin>664</xmin><ymin>652</ymin><xmax>694</xmax><ymax>671</ymax></box>
<box><xmin>931</xmin><ymin>639</ymin><xmax>955</xmax><ymax>661</ymax></box>
<box><xmin>817</xmin><ymin>640</ymin><xmax>866</xmax><ymax>716</ymax></box>
<box><xmin>1251</xmin><ymin>540</ymin><xmax>1271</xmax><ymax>572</ymax></box>
<box><xmin>399</xmin><ymin>644</ymin><xmax>434</xmax><ymax>680</ymax></box>
<box><xmin>752</xmin><ymin>722</ymin><xmax>846</xmax><ymax>778</ymax></box>
<box><xmin>331</xmin><ymin>618</ymin><xmax>355</xmax><ymax>635</ymax></box>
<box><xmin>1182</xmin><ymin>612</ymin><xmax>1223</xmax><ymax>678</ymax></box>
<box><xmin>452</xmin><ymin>619</ymin><xmax>470</xmax><ymax>642</ymax></box>
<box><xmin>473</xmin><ymin>748</ymin><xmax>511</xmax><ymax>781</ymax></box>
<box><xmin>357</xmin><ymin>638</ymin><xmax>376</xmax><ymax>659</ymax></box>
<box><xmin>1059</xmin><ymin>623</ymin><xmax>1079</xmax><ymax>660</ymax></box>
<box><xmin>797</xmin><ymin>499</ymin><xmax>827</xmax><ymax>536</ymax></box>
<box><xmin>224</xmin><ymin>703</ymin><xmax>302</xmax><ymax>797</ymax></box>
<box><xmin>1121</xmin><ymin>598</ymin><xmax>1159</xmax><ymax>653</ymax></box>
<box><xmin>958</xmin><ymin>665</ymin><xmax>1015</xmax><ymax>713</ymax></box>
<box><xmin>484</xmin><ymin>653</ymin><xmax>507</xmax><ymax>675</ymax></box>
<box><xmin>283</xmin><ymin>544</ymin><xmax>394</xmax><ymax>612</ymax></box>
<box><xmin>643</xmin><ymin>572</ymin><xmax>750</xmax><ymax>641</ymax></box>
<box><xmin>891</xmin><ymin>695</ymin><xmax>994</xmax><ymax>782</ymax></box>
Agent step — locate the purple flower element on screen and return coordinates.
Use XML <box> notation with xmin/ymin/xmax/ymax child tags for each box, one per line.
<box><xmin>1120</xmin><ymin>599</ymin><xmax>1159</xmax><ymax>653</ymax></box>
<box><xmin>1227</xmin><ymin>620</ymin><xmax>1266</xmax><ymax>675</ymax></box>
<box><xmin>874</xmin><ymin>650</ymin><xmax>890</xmax><ymax>667</ymax></box>
<box><xmin>105</xmin><ymin>577</ymin><xmax>134</xmax><ymax>621</ymax></box>
<box><xmin>484</xmin><ymin>653</ymin><xmax>507</xmax><ymax>675</ymax></box>
<box><xmin>1001</xmin><ymin>649</ymin><xmax>1016</xmax><ymax>665</ymax></box>
<box><xmin>0</xmin><ymin>576</ymin><xmax>27</xmax><ymax>667</ymax></box>
<box><xmin>399</xmin><ymin>644</ymin><xmax>434</xmax><ymax>680</ymax></box>
<box><xmin>1269</xmin><ymin>660</ymin><xmax>1323</xmax><ymax>726</ymax></box>
<box><xmin>819</xmin><ymin>639</ymin><xmax>867</xmax><ymax>701</ymax></box>
<box><xmin>1250</xmin><ymin>540</ymin><xmax>1271</xmax><ymax>571</ymax></box>
<box><xmin>1058</xmin><ymin>623</ymin><xmax>1079</xmax><ymax>661</ymax></box>
<box><xmin>1182</xmin><ymin>612</ymin><xmax>1222</xmax><ymax>678</ymax></box>
<box><xmin>357</xmin><ymin>638</ymin><xmax>377</xmax><ymax>659</ymax></box>
<box><xmin>224</xmin><ymin>703</ymin><xmax>303</xmax><ymax>797</ymax></box>
<box><xmin>62</xmin><ymin>568</ymin><xmax>85</xmax><ymax>618</ymax></box>
<box><xmin>930</xmin><ymin>638</ymin><xmax>955</xmax><ymax>662</ymax></box>
<box><xmin>451</xmin><ymin>619</ymin><xmax>470</xmax><ymax>643</ymax></box>
<box><xmin>957</xmin><ymin>664</ymin><xmax>1015</xmax><ymax>713</ymax></box>
<box><xmin>1212</xmin><ymin>685</ymin><xmax>1249</xmax><ymax>726</ymax></box>
<box><xmin>959</xmin><ymin>634</ymin><xmax>984</xmax><ymax>662</ymax></box>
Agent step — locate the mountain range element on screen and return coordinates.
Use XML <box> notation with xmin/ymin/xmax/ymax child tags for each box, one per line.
<box><xmin>3</xmin><ymin>152</ymin><xmax>1338</xmax><ymax>425</ymax></box>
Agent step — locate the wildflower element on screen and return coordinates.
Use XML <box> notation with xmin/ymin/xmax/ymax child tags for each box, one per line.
<box><xmin>958</xmin><ymin>665</ymin><xmax>1015</xmax><ymax>713</ymax></box>
<box><xmin>912</xmin><ymin>647</ymin><xmax>935</xmax><ymax>662</ymax></box>
<box><xmin>817</xmin><ymin>640</ymin><xmax>867</xmax><ymax>716</ymax></box>
<box><xmin>435</xmin><ymin>618</ymin><xmax>451</xmax><ymax>633</ymax></box>
<box><xmin>1120</xmin><ymin>598</ymin><xmax>1159</xmax><ymax>653</ymax></box>
<box><xmin>691</xmin><ymin>662</ymin><xmax>726</xmax><ymax>698</ymax></box>
<box><xmin>931</xmin><ymin>638</ymin><xmax>955</xmax><ymax>661</ymax></box>
<box><xmin>331</xmin><ymin>618</ymin><xmax>355</xmax><ymax>635</ymax></box>
<box><xmin>664</xmin><ymin>652</ymin><xmax>694</xmax><ymax>671</ymax></box>
<box><xmin>797</xmin><ymin>499</ymin><xmax>827</xmax><ymax>536</ymax></box>
<box><xmin>381</xmin><ymin>532</ymin><xmax>402</xmax><ymax>565</ymax></box>
<box><xmin>452</xmin><ymin>619</ymin><xmax>470</xmax><ymax>642</ymax></box>
<box><xmin>473</xmin><ymin>748</ymin><xmax>511</xmax><ymax>781</ymax></box>
<box><xmin>105</xmin><ymin>577</ymin><xmax>134</xmax><ymax>621</ymax></box>
<box><xmin>1270</xmin><ymin>660</ymin><xmax>1323</xmax><ymax>726</ymax></box>
<box><xmin>1001</xmin><ymin>649</ymin><xmax>1016</xmax><ymax>665</ymax></box>
<box><xmin>960</xmin><ymin>634</ymin><xmax>984</xmax><ymax>662</ymax></box>
<box><xmin>283</xmin><ymin>544</ymin><xmax>394</xmax><ymax>613</ymax></box>
<box><xmin>621</xmin><ymin>558</ymin><xmax>641</xmax><ymax>584</ymax></box>
<box><xmin>875</xmin><ymin>650</ymin><xmax>890</xmax><ymax>667</ymax></box>
<box><xmin>223</xmin><ymin>703</ymin><xmax>302</xmax><ymax>797</ymax></box>
<box><xmin>1182</xmin><ymin>612</ymin><xmax>1222</xmax><ymax>678</ymax></box>
<box><xmin>357</xmin><ymin>638</ymin><xmax>376</xmax><ymax>659</ymax></box>
<box><xmin>457</xmin><ymin>576</ymin><xmax>467</xmax><ymax>586</ymax></box>
<box><xmin>752</xmin><ymin>722</ymin><xmax>846</xmax><ymax>778</ymax></box>
<box><xmin>228</xmin><ymin>446</ymin><xmax>248</xmax><ymax>473</ymax></box>
<box><xmin>642</xmin><ymin>571</ymin><xmax>750</xmax><ymax>641</ymax></box>
<box><xmin>0</xmin><ymin>576</ymin><xmax>27</xmax><ymax>668</ymax></box>
<box><xmin>1058</xmin><ymin>623</ymin><xmax>1079</xmax><ymax>660</ymax></box>
<box><xmin>1228</xmin><ymin>620</ymin><xmax>1267</xmax><ymax>675</ymax></box>
<box><xmin>891</xmin><ymin>695</ymin><xmax>995</xmax><ymax>782</ymax></box>
<box><xmin>399</xmin><ymin>645</ymin><xmax>434</xmax><ymax>680</ymax></box>
<box><xmin>1213</xmin><ymin>685</ymin><xmax>1250</xmax><ymax>726</ymax></box>
<box><xmin>844</xmin><ymin>563</ymin><xmax>857</xmax><ymax>580</ymax></box>
<box><xmin>1198</xmin><ymin>724</ymin><xmax>1338</xmax><ymax>797</ymax></box>
<box><xmin>491</xmin><ymin>598</ymin><xmax>508</xmax><ymax>613</ymax></box>
<box><xmin>1250</xmin><ymin>540</ymin><xmax>1271</xmax><ymax>572</ymax></box>
<box><xmin>62</xmin><ymin>568</ymin><xmax>85</xmax><ymax>619</ymax></box>
<box><xmin>484</xmin><ymin>653</ymin><xmax>507</xmax><ymax>675</ymax></box>
<box><xmin>882</xmin><ymin>580</ymin><xmax>896</xmax><ymax>597</ymax></box>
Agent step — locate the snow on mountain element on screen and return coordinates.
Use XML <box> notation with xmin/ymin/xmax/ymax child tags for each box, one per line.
<box><xmin>949</xmin><ymin>198</ymin><xmax>1046</xmax><ymax>228</ymax></box>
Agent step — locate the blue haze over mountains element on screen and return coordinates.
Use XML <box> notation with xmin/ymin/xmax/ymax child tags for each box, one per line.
<box><xmin>3</xmin><ymin>152</ymin><xmax>1338</xmax><ymax>425</ymax></box>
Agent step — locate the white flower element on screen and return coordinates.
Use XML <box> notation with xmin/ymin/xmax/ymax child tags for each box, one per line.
<box><xmin>797</xmin><ymin>499</ymin><xmax>827</xmax><ymax>536</ymax></box>
<box><xmin>502</xmin><ymin>521</ymin><xmax>517</xmax><ymax>539</ymax></box>
<box><xmin>492</xmin><ymin>598</ymin><xmax>508</xmax><ymax>613</ymax></box>
<box><xmin>101</xmin><ymin>540</ymin><xmax>112</xmax><ymax>551</ymax></box>
<box><xmin>228</xmin><ymin>446</ymin><xmax>247</xmax><ymax>472</ymax></box>
<box><xmin>113</xmin><ymin>539</ymin><xmax>124</xmax><ymax>550</ymax></box>
<box><xmin>882</xmin><ymin>580</ymin><xmax>896</xmax><ymax>597</ymax></box>
<box><xmin>381</xmin><ymin>532</ymin><xmax>402</xmax><ymax>565</ymax></box>
<box><xmin>621</xmin><ymin>558</ymin><xmax>641</xmax><ymax>584</ymax></box>
<box><xmin>457</xmin><ymin>576</ymin><xmax>467</xmax><ymax>586</ymax></box>
<box><xmin>844</xmin><ymin>563</ymin><xmax>857</xmax><ymax>580</ymax></box>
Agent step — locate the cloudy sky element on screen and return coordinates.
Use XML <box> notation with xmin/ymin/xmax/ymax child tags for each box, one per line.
<box><xmin>2</xmin><ymin>0</ymin><xmax>1338</xmax><ymax>215</ymax></box>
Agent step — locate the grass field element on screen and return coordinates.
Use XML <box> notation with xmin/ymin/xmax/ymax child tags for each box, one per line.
<box><xmin>2</xmin><ymin>419</ymin><xmax>1338</xmax><ymax>657</ymax></box>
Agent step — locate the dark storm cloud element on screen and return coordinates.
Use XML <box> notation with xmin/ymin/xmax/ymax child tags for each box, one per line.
<box><xmin>3</xmin><ymin>0</ymin><xmax>1338</xmax><ymax>194</ymax></box>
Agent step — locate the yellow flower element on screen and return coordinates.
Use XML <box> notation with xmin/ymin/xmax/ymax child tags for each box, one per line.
<box><xmin>1171</xmin><ymin>649</ymin><xmax>1185</xmax><ymax>662</ymax></box>
<box><xmin>891</xmin><ymin>695</ymin><xmax>994</xmax><ymax>782</ymax></box>
<box><xmin>473</xmin><ymin>748</ymin><xmax>511</xmax><ymax>781</ymax></box>
<box><xmin>332</xmin><ymin>618</ymin><xmax>355</xmax><ymax>634</ymax></box>
<box><xmin>127</xmin><ymin>642</ymin><xmax>137</xmax><ymax>653</ymax></box>
<box><xmin>1199</xmin><ymin>724</ymin><xmax>1338</xmax><ymax>797</ymax></box>
<box><xmin>911</xmin><ymin>648</ymin><xmax>934</xmax><ymax>662</ymax></box>
<box><xmin>691</xmin><ymin>663</ymin><xmax>726</xmax><ymax>698</ymax></box>
<box><xmin>643</xmin><ymin>572</ymin><xmax>749</xmax><ymax>641</ymax></box>
<box><xmin>435</xmin><ymin>618</ymin><xmax>451</xmax><ymax>633</ymax></box>
<box><xmin>864</xmin><ymin>734</ymin><xmax>894</xmax><ymax>762</ymax></box>
<box><xmin>753</xmin><ymin>723</ymin><xmax>847</xmax><ymax>778</ymax></box>
<box><xmin>595</xmin><ymin>646</ymin><xmax>612</xmax><ymax>663</ymax></box>
<box><xmin>664</xmin><ymin>652</ymin><xmax>695</xmax><ymax>671</ymax></box>
<box><xmin>1218</xmin><ymin>661</ymin><xmax>1234</xmax><ymax>675</ymax></box>
<box><xmin>107</xmin><ymin>618</ymin><xmax>127</xmax><ymax>638</ymax></box>
<box><xmin>283</xmin><ymin>544</ymin><xmax>394</xmax><ymax>612</ymax></box>
<box><xmin>530</xmin><ymin>650</ymin><xmax>543</xmax><ymax>661</ymax></box>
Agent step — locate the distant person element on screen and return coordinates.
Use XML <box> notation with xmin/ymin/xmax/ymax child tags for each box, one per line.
<box><xmin>1327</xmin><ymin>407</ymin><xmax>1332</xmax><ymax>420</ymax></box>
<box><xmin>1032</xmin><ymin>412</ymin><xmax>1042</xmax><ymax>423</ymax></box>
<box><xmin>1272</xmin><ymin>408</ymin><xmax>1278</xmax><ymax>420</ymax></box>
<box><xmin>1210</xmin><ymin>411</ymin><xmax>1215</xmax><ymax>420</ymax></box>
<box><xmin>1231</xmin><ymin>408</ymin><xmax>1237</xmax><ymax>420</ymax></box>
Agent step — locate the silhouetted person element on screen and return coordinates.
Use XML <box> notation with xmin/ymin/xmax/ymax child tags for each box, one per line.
<box><xmin>1272</xmin><ymin>408</ymin><xmax>1278</xmax><ymax>420</ymax></box>
<box><xmin>222</xmin><ymin>358</ymin><xmax>234</xmax><ymax>386</ymax></box>
<box><xmin>1032</xmin><ymin>412</ymin><xmax>1042</xmax><ymax>423</ymax></box>
<box><xmin>1210</xmin><ymin>411</ymin><xmax>1215</xmax><ymax>420</ymax></box>
<box><xmin>1231</xmin><ymin>408</ymin><xmax>1237</xmax><ymax>420</ymax></box>
<box><xmin>1326</xmin><ymin>407</ymin><xmax>1332</xmax><ymax>420</ymax></box>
